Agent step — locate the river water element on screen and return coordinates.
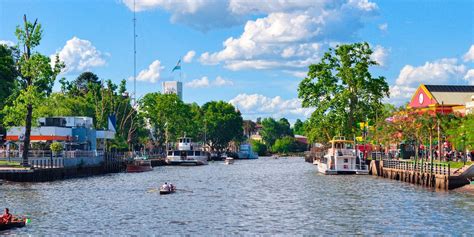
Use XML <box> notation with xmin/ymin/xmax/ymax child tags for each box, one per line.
<box><xmin>1</xmin><ymin>157</ymin><xmax>473</xmax><ymax>235</ymax></box>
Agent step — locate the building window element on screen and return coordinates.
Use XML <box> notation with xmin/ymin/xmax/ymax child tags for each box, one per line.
<box><xmin>344</xmin><ymin>158</ymin><xmax>348</xmax><ymax>163</ymax></box>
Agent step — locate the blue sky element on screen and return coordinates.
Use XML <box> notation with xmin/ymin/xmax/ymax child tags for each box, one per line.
<box><xmin>1</xmin><ymin>0</ymin><xmax>473</xmax><ymax>123</ymax></box>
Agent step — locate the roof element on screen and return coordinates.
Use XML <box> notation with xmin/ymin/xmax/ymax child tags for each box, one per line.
<box><xmin>424</xmin><ymin>85</ymin><xmax>474</xmax><ymax>105</ymax></box>
<box><xmin>424</xmin><ymin>85</ymin><xmax>474</xmax><ymax>93</ymax></box>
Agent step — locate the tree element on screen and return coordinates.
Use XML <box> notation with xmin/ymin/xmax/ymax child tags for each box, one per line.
<box><xmin>260</xmin><ymin>117</ymin><xmax>293</xmax><ymax>146</ymax></box>
<box><xmin>14</xmin><ymin>15</ymin><xmax>64</xmax><ymax>166</ymax></box>
<box><xmin>293</xmin><ymin>119</ymin><xmax>305</xmax><ymax>135</ymax></box>
<box><xmin>0</xmin><ymin>44</ymin><xmax>17</xmax><ymax>109</ymax></box>
<box><xmin>140</xmin><ymin>93</ymin><xmax>197</xmax><ymax>147</ymax></box>
<box><xmin>251</xmin><ymin>140</ymin><xmax>267</xmax><ymax>156</ymax></box>
<box><xmin>272</xmin><ymin>136</ymin><xmax>296</xmax><ymax>154</ymax></box>
<box><xmin>298</xmin><ymin>42</ymin><xmax>389</xmax><ymax>143</ymax></box>
<box><xmin>202</xmin><ymin>101</ymin><xmax>243</xmax><ymax>152</ymax></box>
<box><xmin>74</xmin><ymin>71</ymin><xmax>100</xmax><ymax>93</ymax></box>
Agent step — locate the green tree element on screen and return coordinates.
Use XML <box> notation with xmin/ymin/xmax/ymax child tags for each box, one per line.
<box><xmin>260</xmin><ymin>117</ymin><xmax>293</xmax><ymax>146</ymax></box>
<box><xmin>12</xmin><ymin>15</ymin><xmax>64</xmax><ymax>166</ymax></box>
<box><xmin>139</xmin><ymin>93</ymin><xmax>197</xmax><ymax>146</ymax></box>
<box><xmin>298</xmin><ymin>42</ymin><xmax>389</xmax><ymax>142</ymax></box>
<box><xmin>74</xmin><ymin>71</ymin><xmax>100</xmax><ymax>93</ymax></box>
<box><xmin>272</xmin><ymin>136</ymin><xmax>296</xmax><ymax>154</ymax></box>
<box><xmin>292</xmin><ymin>119</ymin><xmax>305</xmax><ymax>135</ymax></box>
<box><xmin>0</xmin><ymin>44</ymin><xmax>17</xmax><ymax>109</ymax></box>
<box><xmin>243</xmin><ymin>120</ymin><xmax>256</xmax><ymax>139</ymax></box>
<box><xmin>251</xmin><ymin>140</ymin><xmax>267</xmax><ymax>156</ymax></box>
<box><xmin>202</xmin><ymin>101</ymin><xmax>243</xmax><ymax>152</ymax></box>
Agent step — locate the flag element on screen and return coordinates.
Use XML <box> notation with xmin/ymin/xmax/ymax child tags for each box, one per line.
<box><xmin>172</xmin><ymin>60</ymin><xmax>181</xmax><ymax>72</ymax></box>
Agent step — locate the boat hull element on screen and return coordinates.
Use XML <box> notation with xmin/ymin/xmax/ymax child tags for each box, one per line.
<box><xmin>126</xmin><ymin>164</ymin><xmax>153</xmax><ymax>173</ymax></box>
<box><xmin>166</xmin><ymin>155</ymin><xmax>208</xmax><ymax>166</ymax></box>
<box><xmin>0</xmin><ymin>221</ymin><xmax>26</xmax><ymax>231</ymax></box>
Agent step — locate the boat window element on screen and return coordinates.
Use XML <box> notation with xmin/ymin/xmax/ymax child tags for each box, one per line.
<box><xmin>179</xmin><ymin>139</ymin><xmax>182</xmax><ymax>143</ymax></box>
<box><xmin>195</xmin><ymin>151</ymin><xmax>201</xmax><ymax>156</ymax></box>
<box><xmin>168</xmin><ymin>151</ymin><xmax>172</xmax><ymax>156</ymax></box>
<box><xmin>187</xmin><ymin>151</ymin><xmax>194</xmax><ymax>156</ymax></box>
<box><xmin>344</xmin><ymin>158</ymin><xmax>349</xmax><ymax>163</ymax></box>
<box><xmin>173</xmin><ymin>151</ymin><xmax>180</xmax><ymax>156</ymax></box>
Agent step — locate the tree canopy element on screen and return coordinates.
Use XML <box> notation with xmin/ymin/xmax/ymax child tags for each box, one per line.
<box><xmin>298</xmin><ymin>42</ymin><xmax>389</xmax><ymax>142</ymax></box>
<box><xmin>260</xmin><ymin>117</ymin><xmax>293</xmax><ymax>146</ymax></box>
<box><xmin>202</xmin><ymin>101</ymin><xmax>243</xmax><ymax>152</ymax></box>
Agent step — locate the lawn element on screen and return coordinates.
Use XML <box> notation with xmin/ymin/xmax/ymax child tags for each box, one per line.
<box><xmin>0</xmin><ymin>160</ymin><xmax>23</xmax><ymax>168</ymax></box>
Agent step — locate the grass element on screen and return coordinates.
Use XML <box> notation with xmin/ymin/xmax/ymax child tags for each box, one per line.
<box><xmin>0</xmin><ymin>160</ymin><xmax>23</xmax><ymax>168</ymax></box>
<box><xmin>409</xmin><ymin>160</ymin><xmax>472</xmax><ymax>169</ymax></box>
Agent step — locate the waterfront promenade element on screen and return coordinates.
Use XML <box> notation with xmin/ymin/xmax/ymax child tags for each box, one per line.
<box><xmin>2</xmin><ymin>157</ymin><xmax>473</xmax><ymax>235</ymax></box>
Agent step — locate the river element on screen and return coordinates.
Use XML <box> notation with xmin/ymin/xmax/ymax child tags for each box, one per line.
<box><xmin>1</xmin><ymin>157</ymin><xmax>473</xmax><ymax>235</ymax></box>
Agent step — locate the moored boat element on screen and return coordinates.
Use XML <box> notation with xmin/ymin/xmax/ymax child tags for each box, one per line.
<box><xmin>237</xmin><ymin>144</ymin><xmax>258</xmax><ymax>159</ymax></box>
<box><xmin>224</xmin><ymin>157</ymin><xmax>234</xmax><ymax>165</ymax></box>
<box><xmin>166</xmin><ymin>137</ymin><xmax>209</xmax><ymax>165</ymax></box>
<box><xmin>313</xmin><ymin>136</ymin><xmax>368</xmax><ymax>175</ymax></box>
<box><xmin>126</xmin><ymin>157</ymin><xmax>153</xmax><ymax>173</ymax></box>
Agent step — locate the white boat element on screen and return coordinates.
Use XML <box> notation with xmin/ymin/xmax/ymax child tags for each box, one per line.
<box><xmin>224</xmin><ymin>157</ymin><xmax>234</xmax><ymax>165</ymax></box>
<box><xmin>165</xmin><ymin>137</ymin><xmax>209</xmax><ymax>165</ymax></box>
<box><xmin>313</xmin><ymin>136</ymin><xmax>368</xmax><ymax>175</ymax></box>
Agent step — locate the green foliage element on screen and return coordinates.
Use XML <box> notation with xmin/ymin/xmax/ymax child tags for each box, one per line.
<box><xmin>446</xmin><ymin>114</ymin><xmax>474</xmax><ymax>152</ymax></box>
<box><xmin>2</xmin><ymin>85</ymin><xmax>43</xmax><ymax>126</ymax></box>
<box><xmin>293</xmin><ymin>119</ymin><xmax>305</xmax><ymax>135</ymax></box>
<box><xmin>74</xmin><ymin>71</ymin><xmax>100</xmax><ymax>93</ymax></box>
<box><xmin>272</xmin><ymin>136</ymin><xmax>296</xmax><ymax>154</ymax></box>
<box><xmin>50</xmin><ymin>142</ymin><xmax>63</xmax><ymax>153</ymax></box>
<box><xmin>251</xmin><ymin>140</ymin><xmax>267</xmax><ymax>156</ymax></box>
<box><xmin>260</xmin><ymin>117</ymin><xmax>293</xmax><ymax>146</ymax></box>
<box><xmin>202</xmin><ymin>101</ymin><xmax>243</xmax><ymax>151</ymax></box>
<box><xmin>243</xmin><ymin>120</ymin><xmax>256</xmax><ymax>139</ymax></box>
<box><xmin>0</xmin><ymin>45</ymin><xmax>17</xmax><ymax>108</ymax></box>
<box><xmin>140</xmin><ymin>93</ymin><xmax>198</xmax><ymax>145</ymax></box>
<box><xmin>298</xmin><ymin>42</ymin><xmax>389</xmax><ymax>143</ymax></box>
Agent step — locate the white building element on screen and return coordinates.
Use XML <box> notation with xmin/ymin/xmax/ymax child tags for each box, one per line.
<box><xmin>162</xmin><ymin>81</ymin><xmax>183</xmax><ymax>100</ymax></box>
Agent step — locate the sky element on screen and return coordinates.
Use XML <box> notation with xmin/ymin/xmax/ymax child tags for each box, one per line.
<box><xmin>1</xmin><ymin>0</ymin><xmax>473</xmax><ymax>123</ymax></box>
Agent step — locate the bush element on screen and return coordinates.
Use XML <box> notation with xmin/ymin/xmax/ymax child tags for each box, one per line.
<box><xmin>50</xmin><ymin>142</ymin><xmax>63</xmax><ymax>155</ymax></box>
<box><xmin>251</xmin><ymin>140</ymin><xmax>267</xmax><ymax>156</ymax></box>
<box><xmin>272</xmin><ymin>136</ymin><xmax>296</xmax><ymax>154</ymax></box>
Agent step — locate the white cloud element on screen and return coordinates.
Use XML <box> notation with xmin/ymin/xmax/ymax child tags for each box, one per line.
<box><xmin>183</xmin><ymin>50</ymin><xmax>196</xmax><ymax>63</ymax></box>
<box><xmin>0</xmin><ymin>40</ymin><xmax>15</xmax><ymax>47</ymax></box>
<box><xmin>229</xmin><ymin>93</ymin><xmax>314</xmax><ymax>121</ymax></box>
<box><xmin>134</xmin><ymin>60</ymin><xmax>164</xmax><ymax>83</ymax></box>
<box><xmin>463</xmin><ymin>45</ymin><xmax>474</xmax><ymax>62</ymax></box>
<box><xmin>390</xmin><ymin>58</ymin><xmax>468</xmax><ymax>104</ymax></box>
<box><xmin>371</xmin><ymin>45</ymin><xmax>389</xmax><ymax>67</ymax></box>
<box><xmin>52</xmin><ymin>37</ymin><xmax>106</xmax><ymax>74</ymax></box>
<box><xmin>464</xmin><ymin>69</ymin><xmax>474</xmax><ymax>85</ymax></box>
<box><xmin>199</xmin><ymin>0</ymin><xmax>377</xmax><ymax>71</ymax></box>
<box><xmin>185</xmin><ymin>75</ymin><xmax>234</xmax><ymax>88</ymax></box>
<box><xmin>185</xmin><ymin>76</ymin><xmax>210</xmax><ymax>88</ymax></box>
<box><xmin>378</xmin><ymin>23</ymin><xmax>388</xmax><ymax>32</ymax></box>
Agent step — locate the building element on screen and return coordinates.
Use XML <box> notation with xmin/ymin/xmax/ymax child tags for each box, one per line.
<box><xmin>162</xmin><ymin>81</ymin><xmax>183</xmax><ymax>100</ymax></box>
<box><xmin>407</xmin><ymin>84</ymin><xmax>474</xmax><ymax>115</ymax></box>
<box><xmin>6</xmin><ymin>116</ymin><xmax>115</xmax><ymax>152</ymax></box>
<box><xmin>465</xmin><ymin>96</ymin><xmax>474</xmax><ymax>115</ymax></box>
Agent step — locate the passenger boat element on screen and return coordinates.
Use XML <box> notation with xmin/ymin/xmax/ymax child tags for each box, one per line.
<box><xmin>224</xmin><ymin>157</ymin><xmax>234</xmax><ymax>165</ymax></box>
<box><xmin>313</xmin><ymin>136</ymin><xmax>368</xmax><ymax>175</ymax></box>
<box><xmin>0</xmin><ymin>219</ymin><xmax>28</xmax><ymax>231</ymax></box>
<box><xmin>166</xmin><ymin>137</ymin><xmax>209</xmax><ymax>165</ymax></box>
<box><xmin>126</xmin><ymin>156</ymin><xmax>153</xmax><ymax>173</ymax></box>
<box><xmin>237</xmin><ymin>144</ymin><xmax>258</xmax><ymax>159</ymax></box>
<box><xmin>159</xmin><ymin>185</ymin><xmax>176</xmax><ymax>195</ymax></box>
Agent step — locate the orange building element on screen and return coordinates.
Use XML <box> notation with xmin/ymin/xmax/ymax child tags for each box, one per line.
<box><xmin>407</xmin><ymin>84</ymin><xmax>474</xmax><ymax>115</ymax></box>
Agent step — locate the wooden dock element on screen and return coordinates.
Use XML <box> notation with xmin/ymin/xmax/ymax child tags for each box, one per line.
<box><xmin>370</xmin><ymin>159</ymin><xmax>470</xmax><ymax>190</ymax></box>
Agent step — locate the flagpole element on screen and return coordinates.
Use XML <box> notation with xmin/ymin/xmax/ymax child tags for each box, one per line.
<box><xmin>133</xmin><ymin>0</ymin><xmax>137</xmax><ymax>105</ymax></box>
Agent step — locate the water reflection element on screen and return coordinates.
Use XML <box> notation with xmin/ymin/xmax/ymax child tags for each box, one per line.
<box><xmin>1</xmin><ymin>157</ymin><xmax>473</xmax><ymax>235</ymax></box>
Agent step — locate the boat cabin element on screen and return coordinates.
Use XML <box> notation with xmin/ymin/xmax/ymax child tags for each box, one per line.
<box><xmin>323</xmin><ymin>137</ymin><xmax>366</xmax><ymax>174</ymax></box>
<box><xmin>177</xmin><ymin>137</ymin><xmax>192</xmax><ymax>151</ymax></box>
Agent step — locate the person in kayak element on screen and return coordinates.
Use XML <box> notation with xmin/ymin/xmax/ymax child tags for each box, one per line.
<box><xmin>0</xmin><ymin>208</ymin><xmax>12</xmax><ymax>224</ymax></box>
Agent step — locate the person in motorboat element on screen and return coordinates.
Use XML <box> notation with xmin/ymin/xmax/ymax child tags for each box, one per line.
<box><xmin>168</xmin><ymin>183</ymin><xmax>175</xmax><ymax>191</ymax></box>
<box><xmin>161</xmin><ymin>182</ymin><xmax>170</xmax><ymax>191</ymax></box>
<box><xmin>0</xmin><ymin>208</ymin><xmax>12</xmax><ymax>224</ymax></box>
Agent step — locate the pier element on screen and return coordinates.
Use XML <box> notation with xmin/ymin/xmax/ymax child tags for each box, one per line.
<box><xmin>370</xmin><ymin>159</ymin><xmax>471</xmax><ymax>190</ymax></box>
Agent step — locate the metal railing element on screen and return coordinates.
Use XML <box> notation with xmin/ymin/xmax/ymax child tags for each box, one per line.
<box><xmin>382</xmin><ymin>159</ymin><xmax>450</xmax><ymax>176</ymax></box>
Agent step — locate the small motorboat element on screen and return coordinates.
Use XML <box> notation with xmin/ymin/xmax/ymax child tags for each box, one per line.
<box><xmin>272</xmin><ymin>155</ymin><xmax>279</xmax><ymax>159</ymax></box>
<box><xmin>0</xmin><ymin>218</ymin><xmax>29</xmax><ymax>231</ymax></box>
<box><xmin>224</xmin><ymin>157</ymin><xmax>234</xmax><ymax>165</ymax></box>
<box><xmin>159</xmin><ymin>184</ymin><xmax>176</xmax><ymax>195</ymax></box>
<box><xmin>126</xmin><ymin>156</ymin><xmax>153</xmax><ymax>173</ymax></box>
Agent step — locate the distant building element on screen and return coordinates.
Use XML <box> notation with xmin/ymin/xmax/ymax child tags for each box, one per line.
<box><xmin>162</xmin><ymin>81</ymin><xmax>183</xmax><ymax>100</ymax></box>
<box><xmin>6</xmin><ymin>116</ymin><xmax>115</xmax><ymax>151</ymax></box>
<box><xmin>407</xmin><ymin>84</ymin><xmax>474</xmax><ymax>115</ymax></box>
<box><xmin>249</xmin><ymin>124</ymin><xmax>263</xmax><ymax>142</ymax></box>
